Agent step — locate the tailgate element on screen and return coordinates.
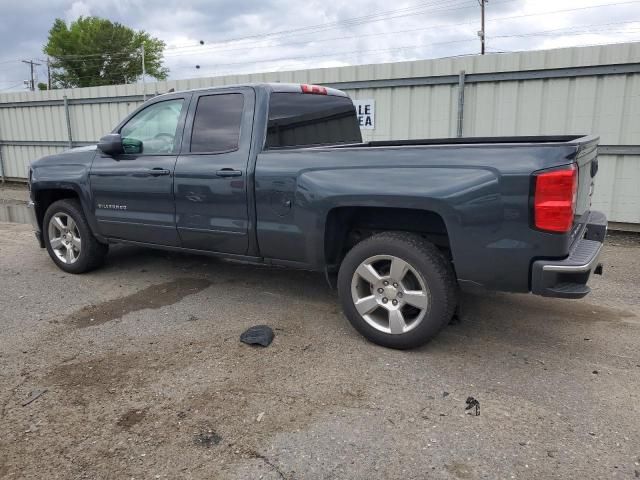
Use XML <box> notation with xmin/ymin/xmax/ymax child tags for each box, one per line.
<box><xmin>572</xmin><ymin>136</ymin><xmax>599</xmax><ymax>240</ymax></box>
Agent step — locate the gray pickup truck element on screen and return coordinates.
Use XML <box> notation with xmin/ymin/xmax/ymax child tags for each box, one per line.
<box><xmin>28</xmin><ymin>83</ymin><xmax>607</xmax><ymax>348</ymax></box>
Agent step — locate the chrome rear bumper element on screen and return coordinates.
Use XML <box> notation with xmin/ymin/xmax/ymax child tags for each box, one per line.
<box><xmin>531</xmin><ymin>211</ymin><xmax>607</xmax><ymax>299</ymax></box>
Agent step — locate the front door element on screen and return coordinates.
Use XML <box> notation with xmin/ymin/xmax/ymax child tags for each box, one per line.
<box><xmin>90</xmin><ymin>96</ymin><xmax>189</xmax><ymax>246</ymax></box>
<box><xmin>174</xmin><ymin>88</ymin><xmax>254</xmax><ymax>254</ymax></box>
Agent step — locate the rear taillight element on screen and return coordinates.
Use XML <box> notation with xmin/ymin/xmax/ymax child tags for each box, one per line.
<box><xmin>301</xmin><ymin>84</ymin><xmax>327</xmax><ymax>95</ymax></box>
<box><xmin>533</xmin><ymin>164</ymin><xmax>578</xmax><ymax>233</ymax></box>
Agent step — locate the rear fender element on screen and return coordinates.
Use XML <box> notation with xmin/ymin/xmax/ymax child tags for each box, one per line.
<box><xmin>300</xmin><ymin>166</ymin><xmax>501</xmax><ymax>270</ymax></box>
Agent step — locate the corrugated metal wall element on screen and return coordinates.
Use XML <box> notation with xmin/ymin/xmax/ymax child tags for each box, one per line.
<box><xmin>0</xmin><ymin>202</ymin><xmax>32</xmax><ymax>224</ymax></box>
<box><xmin>1</xmin><ymin>42</ymin><xmax>639</xmax><ymax>226</ymax></box>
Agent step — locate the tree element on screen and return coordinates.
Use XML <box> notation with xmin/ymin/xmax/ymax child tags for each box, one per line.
<box><xmin>43</xmin><ymin>17</ymin><xmax>168</xmax><ymax>88</ymax></box>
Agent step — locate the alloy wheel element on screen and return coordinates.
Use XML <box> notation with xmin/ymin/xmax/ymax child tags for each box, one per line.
<box><xmin>48</xmin><ymin>213</ymin><xmax>81</xmax><ymax>264</ymax></box>
<box><xmin>350</xmin><ymin>254</ymin><xmax>430</xmax><ymax>335</ymax></box>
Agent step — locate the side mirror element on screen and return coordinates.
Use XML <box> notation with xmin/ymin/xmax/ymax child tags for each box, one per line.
<box><xmin>122</xmin><ymin>137</ymin><xmax>143</xmax><ymax>154</ymax></box>
<box><xmin>97</xmin><ymin>134</ymin><xmax>124</xmax><ymax>155</ymax></box>
<box><xmin>97</xmin><ymin>134</ymin><xmax>143</xmax><ymax>155</ymax></box>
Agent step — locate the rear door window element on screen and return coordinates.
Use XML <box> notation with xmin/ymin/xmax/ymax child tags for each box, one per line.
<box><xmin>190</xmin><ymin>93</ymin><xmax>244</xmax><ymax>153</ymax></box>
<box><xmin>266</xmin><ymin>93</ymin><xmax>361</xmax><ymax>148</ymax></box>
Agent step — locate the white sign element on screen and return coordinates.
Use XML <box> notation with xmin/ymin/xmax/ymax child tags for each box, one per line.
<box><xmin>354</xmin><ymin>99</ymin><xmax>375</xmax><ymax>130</ymax></box>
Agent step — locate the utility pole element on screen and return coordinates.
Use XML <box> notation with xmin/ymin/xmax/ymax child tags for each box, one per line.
<box><xmin>478</xmin><ymin>0</ymin><xmax>487</xmax><ymax>55</ymax></box>
<box><xmin>21</xmin><ymin>59</ymin><xmax>41</xmax><ymax>91</ymax></box>
<box><xmin>141</xmin><ymin>44</ymin><xmax>146</xmax><ymax>101</ymax></box>
<box><xmin>46</xmin><ymin>57</ymin><xmax>52</xmax><ymax>90</ymax></box>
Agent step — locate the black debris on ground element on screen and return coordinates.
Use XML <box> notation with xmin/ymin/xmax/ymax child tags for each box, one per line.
<box><xmin>240</xmin><ymin>325</ymin><xmax>275</xmax><ymax>347</ymax></box>
<box><xmin>194</xmin><ymin>431</ymin><xmax>222</xmax><ymax>448</ymax></box>
<box><xmin>465</xmin><ymin>396</ymin><xmax>480</xmax><ymax>416</ymax></box>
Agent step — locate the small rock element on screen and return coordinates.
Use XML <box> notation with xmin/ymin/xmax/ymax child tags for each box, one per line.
<box><xmin>256</xmin><ymin>412</ymin><xmax>265</xmax><ymax>422</ymax></box>
<box><xmin>22</xmin><ymin>389</ymin><xmax>47</xmax><ymax>407</ymax></box>
<box><xmin>592</xmin><ymin>370</ymin><xmax>599</xmax><ymax>374</ymax></box>
<box><xmin>442</xmin><ymin>392</ymin><xmax>450</xmax><ymax>398</ymax></box>
<box><xmin>240</xmin><ymin>325</ymin><xmax>274</xmax><ymax>347</ymax></box>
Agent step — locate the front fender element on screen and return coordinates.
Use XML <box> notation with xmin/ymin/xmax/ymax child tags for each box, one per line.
<box><xmin>30</xmin><ymin>148</ymin><xmax>100</xmax><ymax>238</ymax></box>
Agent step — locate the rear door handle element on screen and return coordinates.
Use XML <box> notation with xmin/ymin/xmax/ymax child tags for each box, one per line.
<box><xmin>216</xmin><ymin>169</ymin><xmax>242</xmax><ymax>178</ymax></box>
<box><xmin>150</xmin><ymin>168</ymin><xmax>171</xmax><ymax>176</ymax></box>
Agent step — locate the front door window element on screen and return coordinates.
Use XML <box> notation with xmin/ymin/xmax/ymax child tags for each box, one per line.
<box><xmin>120</xmin><ymin>99</ymin><xmax>184</xmax><ymax>154</ymax></box>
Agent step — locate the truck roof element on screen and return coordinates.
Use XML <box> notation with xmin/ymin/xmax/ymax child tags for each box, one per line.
<box><xmin>160</xmin><ymin>82</ymin><xmax>349</xmax><ymax>98</ymax></box>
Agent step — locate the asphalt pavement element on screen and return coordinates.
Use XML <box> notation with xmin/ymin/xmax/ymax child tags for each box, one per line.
<box><xmin>0</xmin><ymin>193</ymin><xmax>639</xmax><ymax>479</ymax></box>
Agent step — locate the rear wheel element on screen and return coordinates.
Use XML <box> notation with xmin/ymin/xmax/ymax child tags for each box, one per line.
<box><xmin>338</xmin><ymin>232</ymin><xmax>457</xmax><ymax>349</ymax></box>
<box><xmin>43</xmin><ymin>199</ymin><xmax>108</xmax><ymax>273</ymax></box>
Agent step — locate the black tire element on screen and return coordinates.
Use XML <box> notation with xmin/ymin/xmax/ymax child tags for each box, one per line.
<box><xmin>337</xmin><ymin>232</ymin><xmax>457</xmax><ymax>349</ymax></box>
<box><xmin>43</xmin><ymin>199</ymin><xmax>108</xmax><ymax>274</ymax></box>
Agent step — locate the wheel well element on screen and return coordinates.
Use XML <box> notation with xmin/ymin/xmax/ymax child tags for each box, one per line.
<box><xmin>324</xmin><ymin>207</ymin><xmax>451</xmax><ymax>271</ymax></box>
<box><xmin>34</xmin><ymin>189</ymin><xmax>80</xmax><ymax>229</ymax></box>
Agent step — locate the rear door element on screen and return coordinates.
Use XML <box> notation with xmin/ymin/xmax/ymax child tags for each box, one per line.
<box><xmin>174</xmin><ymin>87</ymin><xmax>255</xmax><ymax>254</ymax></box>
<box><xmin>90</xmin><ymin>96</ymin><xmax>189</xmax><ymax>245</ymax></box>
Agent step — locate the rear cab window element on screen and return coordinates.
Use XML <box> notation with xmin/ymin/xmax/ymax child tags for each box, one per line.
<box><xmin>266</xmin><ymin>93</ymin><xmax>362</xmax><ymax>149</ymax></box>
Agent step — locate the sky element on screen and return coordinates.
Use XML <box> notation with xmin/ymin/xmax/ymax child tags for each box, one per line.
<box><xmin>1</xmin><ymin>0</ymin><xmax>640</xmax><ymax>91</ymax></box>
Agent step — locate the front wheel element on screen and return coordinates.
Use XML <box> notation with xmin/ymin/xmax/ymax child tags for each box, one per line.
<box><xmin>43</xmin><ymin>199</ymin><xmax>108</xmax><ymax>274</ymax></box>
<box><xmin>337</xmin><ymin>232</ymin><xmax>458</xmax><ymax>349</ymax></box>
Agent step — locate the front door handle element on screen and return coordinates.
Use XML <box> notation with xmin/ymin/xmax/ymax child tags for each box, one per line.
<box><xmin>216</xmin><ymin>168</ymin><xmax>242</xmax><ymax>178</ymax></box>
<box><xmin>150</xmin><ymin>168</ymin><xmax>171</xmax><ymax>176</ymax></box>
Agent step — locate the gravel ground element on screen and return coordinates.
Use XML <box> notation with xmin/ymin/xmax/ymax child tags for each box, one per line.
<box><xmin>0</xmin><ymin>205</ymin><xmax>639</xmax><ymax>479</ymax></box>
<box><xmin>0</xmin><ymin>183</ymin><xmax>29</xmax><ymax>204</ymax></box>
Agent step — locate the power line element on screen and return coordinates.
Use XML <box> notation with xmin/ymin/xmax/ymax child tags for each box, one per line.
<box><xmin>50</xmin><ymin>0</ymin><xmax>640</xmax><ymax>65</ymax></box>
<box><xmin>32</xmin><ymin>0</ymin><xmax>476</xmax><ymax>62</ymax></box>
<box><xmin>1</xmin><ymin>0</ymin><xmax>639</xmax><ymax>69</ymax></box>
<box><xmin>0</xmin><ymin>82</ymin><xmax>25</xmax><ymax>91</ymax></box>
<box><xmin>165</xmin><ymin>0</ymin><xmax>482</xmax><ymax>52</ymax></box>
<box><xmin>162</xmin><ymin>0</ymin><xmax>640</xmax><ymax>57</ymax></box>
<box><xmin>30</xmin><ymin>21</ymin><xmax>640</xmax><ymax>84</ymax></box>
<box><xmin>3</xmin><ymin>1</ymin><xmax>639</xmax><ymax>87</ymax></box>
<box><xmin>39</xmin><ymin>0</ymin><xmax>482</xmax><ymax>64</ymax></box>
